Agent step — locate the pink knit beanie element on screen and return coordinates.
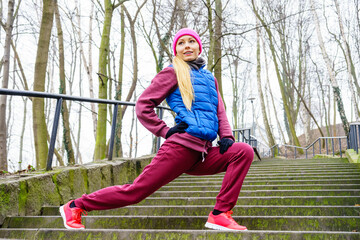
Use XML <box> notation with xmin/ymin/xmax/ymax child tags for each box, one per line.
<box><xmin>172</xmin><ymin>28</ymin><xmax>203</xmax><ymax>56</ymax></box>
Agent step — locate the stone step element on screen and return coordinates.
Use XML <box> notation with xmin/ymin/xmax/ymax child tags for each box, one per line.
<box><xmin>134</xmin><ymin>196</ymin><xmax>360</xmax><ymax>206</ymax></box>
<box><xmin>3</xmin><ymin>215</ymin><xmax>360</xmax><ymax>232</ymax></box>
<box><xmin>251</xmin><ymin>159</ymin><xmax>351</xmax><ymax>164</ymax></box>
<box><xmin>150</xmin><ymin>189</ymin><xmax>360</xmax><ymax>197</ymax></box>
<box><xmin>1</xmin><ymin>229</ymin><xmax>359</xmax><ymax>240</ymax></box>
<box><xmin>248</xmin><ymin>165</ymin><xmax>360</xmax><ymax>170</ymax></box>
<box><xmin>168</xmin><ymin>178</ymin><xmax>360</xmax><ymax>185</ymax></box>
<box><xmin>160</xmin><ymin>183</ymin><xmax>360</xmax><ymax>191</ymax></box>
<box><xmin>41</xmin><ymin>205</ymin><xmax>360</xmax><ymax>217</ymax></box>
<box><xmin>173</xmin><ymin>174</ymin><xmax>360</xmax><ymax>182</ymax></box>
<box><xmin>179</xmin><ymin>171</ymin><xmax>360</xmax><ymax>179</ymax></box>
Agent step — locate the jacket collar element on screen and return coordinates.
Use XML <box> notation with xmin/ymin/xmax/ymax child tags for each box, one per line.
<box><xmin>186</xmin><ymin>57</ymin><xmax>206</xmax><ymax>70</ymax></box>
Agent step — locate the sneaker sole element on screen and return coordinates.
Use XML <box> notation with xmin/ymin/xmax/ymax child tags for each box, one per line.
<box><xmin>59</xmin><ymin>205</ymin><xmax>85</xmax><ymax>230</ymax></box>
<box><xmin>205</xmin><ymin>222</ymin><xmax>248</xmax><ymax>231</ymax></box>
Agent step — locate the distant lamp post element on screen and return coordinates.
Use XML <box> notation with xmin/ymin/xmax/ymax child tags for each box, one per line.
<box><xmin>247</xmin><ymin>97</ymin><xmax>256</xmax><ymax>136</ymax></box>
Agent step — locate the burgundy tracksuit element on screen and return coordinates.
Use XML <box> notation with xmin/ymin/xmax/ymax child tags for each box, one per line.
<box><xmin>75</xmin><ymin>66</ymin><xmax>254</xmax><ymax>212</ymax></box>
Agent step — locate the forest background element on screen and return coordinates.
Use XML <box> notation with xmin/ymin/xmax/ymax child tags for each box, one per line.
<box><xmin>0</xmin><ymin>0</ymin><xmax>359</xmax><ymax>172</ymax></box>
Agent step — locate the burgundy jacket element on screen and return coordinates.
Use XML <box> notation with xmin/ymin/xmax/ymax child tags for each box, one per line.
<box><xmin>135</xmin><ymin>66</ymin><xmax>234</xmax><ymax>154</ymax></box>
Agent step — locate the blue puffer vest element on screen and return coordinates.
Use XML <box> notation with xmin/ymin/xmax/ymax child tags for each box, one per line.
<box><xmin>166</xmin><ymin>65</ymin><xmax>219</xmax><ymax>141</ymax></box>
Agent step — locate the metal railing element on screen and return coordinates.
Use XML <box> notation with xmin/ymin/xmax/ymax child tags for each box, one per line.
<box><xmin>269</xmin><ymin>136</ymin><xmax>348</xmax><ymax>159</ymax></box>
<box><xmin>232</xmin><ymin>128</ymin><xmax>257</xmax><ymax>147</ymax></box>
<box><xmin>0</xmin><ymin>88</ymin><xmax>170</xmax><ymax>170</ymax></box>
<box><xmin>348</xmin><ymin>123</ymin><xmax>360</xmax><ymax>154</ymax></box>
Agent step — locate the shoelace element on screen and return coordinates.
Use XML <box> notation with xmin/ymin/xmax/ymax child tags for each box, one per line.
<box><xmin>224</xmin><ymin>210</ymin><xmax>237</xmax><ymax>224</ymax></box>
<box><xmin>72</xmin><ymin>208</ymin><xmax>88</xmax><ymax>223</ymax></box>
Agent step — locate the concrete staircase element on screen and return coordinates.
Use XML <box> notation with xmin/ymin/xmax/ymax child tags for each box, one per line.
<box><xmin>1</xmin><ymin>158</ymin><xmax>360</xmax><ymax>239</ymax></box>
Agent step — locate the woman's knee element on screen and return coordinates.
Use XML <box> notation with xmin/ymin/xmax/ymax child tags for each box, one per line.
<box><xmin>231</xmin><ymin>142</ymin><xmax>254</xmax><ymax>161</ymax></box>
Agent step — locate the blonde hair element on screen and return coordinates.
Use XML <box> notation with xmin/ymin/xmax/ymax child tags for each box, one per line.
<box><xmin>172</xmin><ymin>56</ymin><xmax>194</xmax><ymax>111</ymax></box>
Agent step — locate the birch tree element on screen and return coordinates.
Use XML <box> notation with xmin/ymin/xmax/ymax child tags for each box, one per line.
<box><xmin>310</xmin><ymin>0</ymin><xmax>349</xmax><ymax>134</ymax></box>
<box><xmin>0</xmin><ymin>0</ymin><xmax>15</xmax><ymax>171</ymax></box>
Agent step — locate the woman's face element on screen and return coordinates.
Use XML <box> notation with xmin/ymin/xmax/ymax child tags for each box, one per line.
<box><xmin>175</xmin><ymin>35</ymin><xmax>200</xmax><ymax>61</ymax></box>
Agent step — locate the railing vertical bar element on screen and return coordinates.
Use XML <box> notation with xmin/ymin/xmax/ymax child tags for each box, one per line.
<box><xmin>156</xmin><ymin>108</ymin><xmax>164</xmax><ymax>152</ymax></box>
<box><xmin>319</xmin><ymin>140</ymin><xmax>321</xmax><ymax>154</ymax></box>
<box><xmin>331</xmin><ymin>138</ymin><xmax>334</xmax><ymax>156</ymax></box>
<box><xmin>46</xmin><ymin>98</ymin><xmax>63</xmax><ymax>171</ymax></box>
<box><xmin>339</xmin><ymin>138</ymin><xmax>342</xmax><ymax>158</ymax></box>
<box><xmin>357</xmin><ymin>124</ymin><xmax>360</xmax><ymax>154</ymax></box>
<box><xmin>306</xmin><ymin>148</ymin><xmax>308</xmax><ymax>159</ymax></box>
<box><xmin>313</xmin><ymin>143</ymin><xmax>315</xmax><ymax>157</ymax></box>
<box><xmin>326</xmin><ymin>139</ymin><xmax>328</xmax><ymax>155</ymax></box>
<box><xmin>295</xmin><ymin>148</ymin><xmax>297</xmax><ymax>159</ymax></box>
<box><xmin>108</xmin><ymin>104</ymin><xmax>118</xmax><ymax>161</ymax></box>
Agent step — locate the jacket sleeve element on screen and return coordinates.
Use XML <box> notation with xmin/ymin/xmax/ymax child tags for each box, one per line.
<box><xmin>135</xmin><ymin>67</ymin><xmax>178</xmax><ymax>138</ymax></box>
<box><xmin>214</xmin><ymin>77</ymin><xmax>235</xmax><ymax>141</ymax></box>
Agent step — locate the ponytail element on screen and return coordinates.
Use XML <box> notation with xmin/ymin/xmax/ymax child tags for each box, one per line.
<box><xmin>172</xmin><ymin>56</ymin><xmax>194</xmax><ymax>111</ymax></box>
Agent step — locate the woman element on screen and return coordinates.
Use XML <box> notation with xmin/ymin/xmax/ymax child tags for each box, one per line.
<box><xmin>60</xmin><ymin>28</ymin><xmax>254</xmax><ymax>231</ymax></box>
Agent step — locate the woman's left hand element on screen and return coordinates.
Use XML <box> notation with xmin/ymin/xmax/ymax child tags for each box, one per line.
<box><xmin>217</xmin><ymin>138</ymin><xmax>234</xmax><ymax>154</ymax></box>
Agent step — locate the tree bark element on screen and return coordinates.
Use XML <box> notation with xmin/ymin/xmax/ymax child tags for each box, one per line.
<box><xmin>214</xmin><ymin>0</ymin><xmax>223</xmax><ymax>101</ymax></box>
<box><xmin>55</xmin><ymin>0</ymin><xmax>75</xmax><ymax>165</ymax></box>
<box><xmin>0</xmin><ymin>0</ymin><xmax>15</xmax><ymax>171</ymax></box>
<box><xmin>33</xmin><ymin>0</ymin><xmax>55</xmax><ymax>169</ymax></box>
<box><xmin>256</xmin><ymin>20</ymin><xmax>276</xmax><ymax>148</ymax></box>
<box><xmin>75</xmin><ymin>0</ymin><xmax>97</xmax><ymax>139</ymax></box>
<box><xmin>114</xmin><ymin>4</ymin><xmax>125</xmax><ymax>158</ymax></box>
<box><xmin>121</xmin><ymin>1</ymin><xmax>147</xmax><ymax>119</ymax></box>
<box><xmin>94</xmin><ymin>0</ymin><xmax>114</xmax><ymax>160</ymax></box>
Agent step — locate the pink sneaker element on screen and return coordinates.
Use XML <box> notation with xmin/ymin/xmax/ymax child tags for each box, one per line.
<box><xmin>205</xmin><ymin>210</ymin><xmax>248</xmax><ymax>231</ymax></box>
<box><xmin>59</xmin><ymin>200</ymin><xmax>87</xmax><ymax>229</ymax></box>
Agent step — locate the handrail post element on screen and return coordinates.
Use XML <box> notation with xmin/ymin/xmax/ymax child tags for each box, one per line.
<box><xmin>156</xmin><ymin>108</ymin><xmax>164</xmax><ymax>152</ymax></box>
<box><xmin>326</xmin><ymin>138</ymin><xmax>328</xmax><ymax>155</ymax></box>
<box><xmin>357</xmin><ymin>124</ymin><xmax>360</xmax><ymax>154</ymax></box>
<box><xmin>108</xmin><ymin>104</ymin><xmax>118</xmax><ymax>160</ymax></box>
<box><xmin>339</xmin><ymin>138</ymin><xmax>342</xmax><ymax>158</ymax></box>
<box><xmin>46</xmin><ymin>98</ymin><xmax>63</xmax><ymax>171</ymax></box>
<box><xmin>331</xmin><ymin>138</ymin><xmax>334</xmax><ymax>156</ymax></box>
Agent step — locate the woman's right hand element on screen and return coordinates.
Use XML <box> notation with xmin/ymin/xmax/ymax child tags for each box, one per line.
<box><xmin>165</xmin><ymin>122</ymin><xmax>188</xmax><ymax>139</ymax></box>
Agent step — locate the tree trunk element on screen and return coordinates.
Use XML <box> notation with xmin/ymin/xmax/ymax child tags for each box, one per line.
<box><xmin>32</xmin><ymin>0</ymin><xmax>55</xmax><ymax>169</ymax></box>
<box><xmin>252</xmin><ymin>0</ymin><xmax>302</xmax><ymax>151</ymax></box>
<box><xmin>55</xmin><ymin>0</ymin><xmax>75</xmax><ymax>165</ymax></box>
<box><xmin>76</xmin><ymin>0</ymin><xmax>97</xmax><ymax>139</ymax></box>
<box><xmin>94</xmin><ymin>0</ymin><xmax>114</xmax><ymax>160</ymax></box>
<box><xmin>114</xmin><ymin>4</ymin><xmax>125</xmax><ymax>158</ymax></box>
<box><xmin>214</xmin><ymin>0</ymin><xmax>223</xmax><ymax>101</ymax></box>
<box><xmin>0</xmin><ymin>0</ymin><xmax>15</xmax><ymax>171</ymax></box>
<box><xmin>121</xmin><ymin>1</ymin><xmax>147</xmax><ymax>119</ymax></box>
<box><xmin>256</xmin><ymin>20</ymin><xmax>276</xmax><ymax>148</ymax></box>
<box><xmin>310</xmin><ymin>0</ymin><xmax>349</xmax><ymax>134</ymax></box>
<box><xmin>334</xmin><ymin>0</ymin><xmax>360</xmax><ymax>120</ymax></box>
<box><xmin>206</xmin><ymin>0</ymin><xmax>215</xmax><ymax>72</ymax></box>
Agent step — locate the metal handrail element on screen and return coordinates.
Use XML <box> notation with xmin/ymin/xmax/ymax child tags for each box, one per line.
<box><xmin>348</xmin><ymin>123</ymin><xmax>360</xmax><ymax>154</ymax></box>
<box><xmin>269</xmin><ymin>136</ymin><xmax>348</xmax><ymax>159</ymax></box>
<box><xmin>0</xmin><ymin>88</ymin><xmax>171</xmax><ymax>170</ymax></box>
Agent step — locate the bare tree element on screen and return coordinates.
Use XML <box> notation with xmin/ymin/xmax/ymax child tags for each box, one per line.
<box><xmin>310</xmin><ymin>0</ymin><xmax>349</xmax><ymax>134</ymax></box>
<box><xmin>54</xmin><ymin>0</ymin><xmax>75</xmax><ymax>165</ymax></box>
<box><xmin>0</xmin><ymin>0</ymin><xmax>15</xmax><ymax>171</ymax></box>
<box><xmin>32</xmin><ymin>0</ymin><xmax>55</xmax><ymax>169</ymax></box>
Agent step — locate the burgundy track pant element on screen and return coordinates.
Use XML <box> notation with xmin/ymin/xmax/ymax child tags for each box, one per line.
<box><xmin>75</xmin><ymin>141</ymin><xmax>254</xmax><ymax>212</ymax></box>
